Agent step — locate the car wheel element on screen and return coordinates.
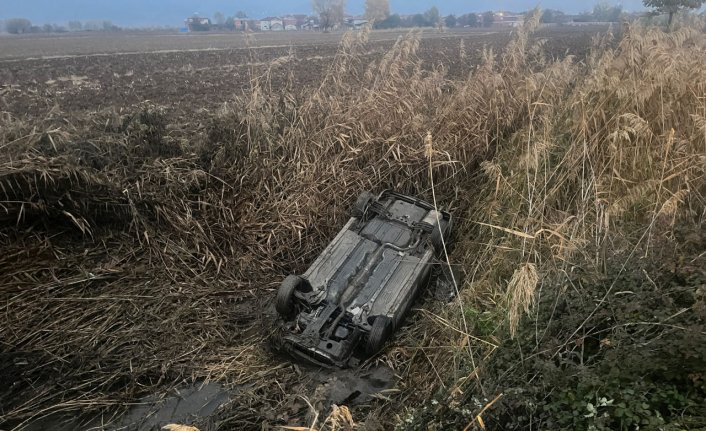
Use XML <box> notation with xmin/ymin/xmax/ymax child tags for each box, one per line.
<box><xmin>352</xmin><ymin>191</ymin><xmax>375</xmax><ymax>218</ymax></box>
<box><xmin>276</xmin><ymin>275</ymin><xmax>303</xmax><ymax>317</ymax></box>
<box><xmin>431</xmin><ymin>217</ymin><xmax>453</xmax><ymax>255</ymax></box>
<box><xmin>366</xmin><ymin>316</ymin><xmax>392</xmax><ymax>355</ymax></box>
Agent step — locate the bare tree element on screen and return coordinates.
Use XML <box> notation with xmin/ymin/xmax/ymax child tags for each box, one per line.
<box><xmin>313</xmin><ymin>0</ymin><xmax>346</xmax><ymax>31</ymax></box>
<box><xmin>68</xmin><ymin>21</ymin><xmax>83</xmax><ymax>31</ymax></box>
<box><xmin>482</xmin><ymin>11</ymin><xmax>495</xmax><ymax>28</ymax></box>
<box><xmin>214</xmin><ymin>11</ymin><xmax>226</xmax><ymax>26</ymax></box>
<box><xmin>424</xmin><ymin>6</ymin><xmax>440</xmax><ymax>27</ymax></box>
<box><xmin>364</xmin><ymin>0</ymin><xmax>390</xmax><ymax>23</ymax></box>
<box><xmin>5</xmin><ymin>18</ymin><xmax>32</xmax><ymax>34</ymax></box>
<box><xmin>643</xmin><ymin>0</ymin><xmax>706</xmax><ymax>27</ymax></box>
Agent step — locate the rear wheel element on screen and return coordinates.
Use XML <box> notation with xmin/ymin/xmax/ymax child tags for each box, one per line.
<box><xmin>366</xmin><ymin>316</ymin><xmax>392</xmax><ymax>355</ymax></box>
<box><xmin>276</xmin><ymin>275</ymin><xmax>304</xmax><ymax>317</ymax></box>
<box><xmin>352</xmin><ymin>191</ymin><xmax>375</xmax><ymax>218</ymax></box>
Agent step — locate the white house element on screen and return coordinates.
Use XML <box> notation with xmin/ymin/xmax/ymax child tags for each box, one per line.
<box><xmin>345</xmin><ymin>17</ymin><xmax>369</xmax><ymax>30</ymax></box>
<box><xmin>270</xmin><ymin>19</ymin><xmax>284</xmax><ymax>31</ymax></box>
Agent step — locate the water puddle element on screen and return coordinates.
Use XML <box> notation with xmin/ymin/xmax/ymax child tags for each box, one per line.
<box><xmin>16</xmin><ymin>383</ymin><xmax>229</xmax><ymax>431</ymax></box>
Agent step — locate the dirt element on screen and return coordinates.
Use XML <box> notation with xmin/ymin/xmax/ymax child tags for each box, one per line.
<box><xmin>0</xmin><ymin>27</ymin><xmax>602</xmax><ymax>120</ymax></box>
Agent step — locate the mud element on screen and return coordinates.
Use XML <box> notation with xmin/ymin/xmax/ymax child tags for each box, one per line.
<box><xmin>312</xmin><ymin>366</ymin><xmax>396</xmax><ymax>407</ymax></box>
<box><xmin>261</xmin><ymin>364</ymin><xmax>396</xmax><ymax>428</ymax></box>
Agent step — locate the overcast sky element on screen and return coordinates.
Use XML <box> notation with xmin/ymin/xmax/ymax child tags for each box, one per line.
<box><xmin>1</xmin><ymin>1</ymin><xmax>649</xmax><ymax>27</ymax></box>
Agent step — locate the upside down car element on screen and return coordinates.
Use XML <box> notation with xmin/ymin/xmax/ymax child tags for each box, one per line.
<box><xmin>275</xmin><ymin>190</ymin><xmax>453</xmax><ymax>368</ymax></box>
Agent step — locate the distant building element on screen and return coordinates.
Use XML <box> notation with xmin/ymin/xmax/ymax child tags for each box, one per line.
<box><xmin>271</xmin><ymin>19</ymin><xmax>284</xmax><ymax>31</ymax></box>
<box><xmin>259</xmin><ymin>17</ymin><xmax>283</xmax><ymax>31</ymax></box>
<box><xmin>185</xmin><ymin>16</ymin><xmax>211</xmax><ymax>32</ymax></box>
<box><xmin>301</xmin><ymin>18</ymin><xmax>320</xmax><ymax>31</ymax></box>
<box><xmin>494</xmin><ymin>11</ymin><xmax>523</xmax><ymax>27</ymax></box>
<box><xmin>283</xmin><ymin>16</ymin><xmax>298</xmax><ymax>29</ymax></box>
<box><xmin>233</xmin><ymin>19</ymin><xmax>246</xmax><ymax>31</ymax></box>
<box><xmin>254</xmin><ymin>15</ymin><xmax>319</xmax><ymax>32</ymax></box>
<box><xmin>292</xmin><ymin>14</ymin><xmax>309</xmax><ymax>27</ymax></box>
<box><xmin>345</xmin><ymin>17</ymin><xmax>369</xmax><ymax>29</ymax></box>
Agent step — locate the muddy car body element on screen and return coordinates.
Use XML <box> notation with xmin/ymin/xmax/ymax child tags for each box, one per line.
<box><xmin>276</xmin><ymin>190</ymin><xmax>452</xmax><ymax>368</ymax></box>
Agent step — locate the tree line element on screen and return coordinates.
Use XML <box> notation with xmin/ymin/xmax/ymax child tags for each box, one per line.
<box><xmin>375</xmin><ymin>10</ymin><xmax>500</xmax><ymax>29</ymax></box>
<box><xmin>0</xmin><ymin>18</ymin><xmax>121</xmax><ymax>34</ymax></box>
<box><xmin>315</xmin><ymin>0</ymin><xmax>705</xmax><ymax>29</ymax></box>
<box><xmin>311</xmin><ymin>0</ymin><xmax>497</xmax><ymax>30</ymax></box>
<box><xmin>168</xmin><ymin>0</ymin><xmax>706</xmax><ymax>33</ymax></box>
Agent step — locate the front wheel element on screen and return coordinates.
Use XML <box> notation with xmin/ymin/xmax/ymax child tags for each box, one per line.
<box><xmin>366</xmin><ymin>316</ymin><xmax>392</xmax><ymax>355</ymax></box>
<box><xmin>352</xmin><ymin>191</ymin><xmax>375</xmax><ymax>218</ymax></box>
<box><xmin>276</xmin><ymin>275</ymin><xmax>304</xmax><ymax>317</ymax></box>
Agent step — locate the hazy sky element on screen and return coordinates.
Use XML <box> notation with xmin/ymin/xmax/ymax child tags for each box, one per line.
<box><xmin>1</xmin><ymin>1</ymin><xmax>649</xmax><ymax>27</ymax></box>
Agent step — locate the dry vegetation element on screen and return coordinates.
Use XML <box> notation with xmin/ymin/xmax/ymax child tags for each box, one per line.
<box><xmin>1</xmin><ymin>11</ymin><xmax>705</xmax><ymax>430</ymax></box>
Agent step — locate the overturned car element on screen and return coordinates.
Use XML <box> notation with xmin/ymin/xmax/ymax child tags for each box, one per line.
<box><xmin>275</xmin><ymin>190</ymin><xmax>453</xmax><ymax>368</ymax></box>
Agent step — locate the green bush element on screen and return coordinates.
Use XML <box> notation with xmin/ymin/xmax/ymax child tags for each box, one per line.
<box><xmin>472</xmin><ymin>246</ymin><xmax>706</xmax><ymax>430</ymax></box>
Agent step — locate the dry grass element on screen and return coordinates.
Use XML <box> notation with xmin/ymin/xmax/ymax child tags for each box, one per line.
<box><xmin>1</xmin><ymin>10</ymin><xmax>705</xmax><ymax>430</ymax></box>
<box><xmin>505</xmin><ymin>263</ymin><xmax>539</xmax><ymax>338</ymax></box>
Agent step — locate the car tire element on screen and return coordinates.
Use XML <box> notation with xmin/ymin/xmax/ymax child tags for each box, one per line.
<box><xmin>431</xmin><ymin>221</ymin><xmax>448</xmax><ymax>255</ymax></box>
<box><xmin>352</xmin><ymin>191</ymin><xmax>375</xmax><ymax>218</ymax></box>
<box><xmin>366</xmin><ymin>315</ymin><xmax>392</xmax><ymax>355</ymax></box>
<box><xmin>276</xmin><ymin>275</ymin><xmax>303</xmax><ymax>317</ymax></box>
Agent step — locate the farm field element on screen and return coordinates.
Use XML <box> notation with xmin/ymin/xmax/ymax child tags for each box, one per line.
<box><xmin>1</xmin><ymin>18</ymin><xmax>705</xmax><ymax>431</ymax></box>
<box><xmin>0</xmin><ymin>28</ymin><xmax>500</xmax><ymax>60</ymax></box>
<box><xmin>0</xmin><ymin>27</ymin><xmax>597</xmax><ymax>117</ymax></box>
